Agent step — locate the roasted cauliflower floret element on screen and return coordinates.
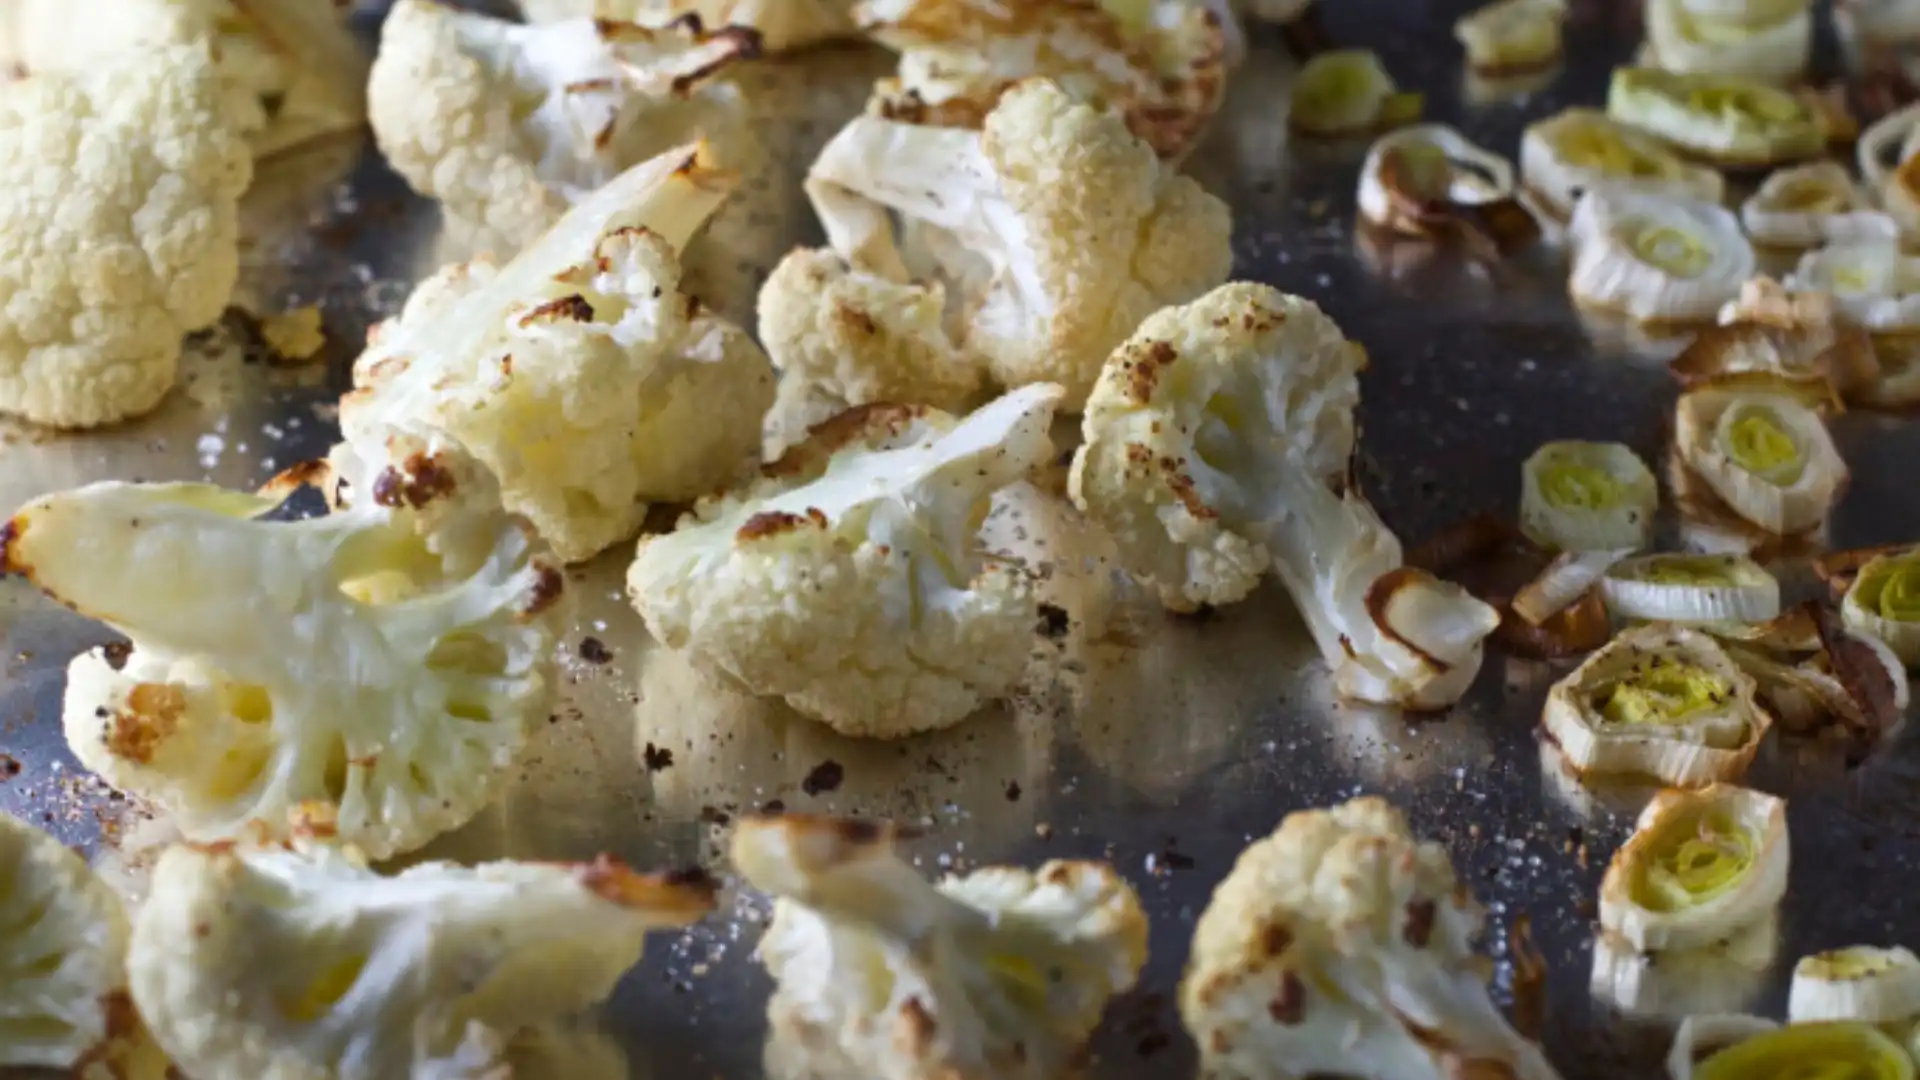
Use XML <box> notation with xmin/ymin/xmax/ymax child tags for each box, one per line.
<box><xmin>734</xmin><ymin>813</ymin><xmax>1148</xmax><ymax>1080</ymax></box>
<box><xmin>0</xmin><ymin>0</ymin><xmax>366</xmax><ymax>160</ymax></box>
<box><xmin>757</xmin><ymin>247</ymin><xmax>982</xmax><ymax>458</ymax></box>
<box><xmin>524</xmin><ymin>0</ymin><xmax>860</xmax><ymax>52</ymax></box>
<box><xmin>628</xmin><ymin>383</ymin><xmax>1064</xmax><ymax>738</ymax></box>
<box><xmin>1071</xmin><ymin>283</ymin><xmax>1499</xmax><ymax>710</ymax></box>
<box><xmin>0</xmin><ymin>813</ymin><xmax>168</xmax><ymax>1078</ymax></box>
<box><xmin>2</xmin><ymin>454</ymin><xmax>564</xmax><ymax>861</ymax></box>
<box><xmin>370</xmin><ymin>0</ymin><xmax>759</xmax><ymax>254</ymax></box>
<box><xmin>856</xmin><ymin>0</ymin><xmax>1230</xmax><ymax>160</ymax></box>
<box><xmin>0</xmin><ymin>45</ymin><xmax>252</xmax><ymax>429</ymax></box>
<box><xmin>1180</xmin><ymin>797</ymin><xmax>1561</xmax><ymax>1080</ymax></box>
<box><xmin>333</xmin><ymin>142</ymin><xmax>775</xmax><ymax>563</ymax></box>
<box><xmin>128</xmin><ymin>840</ymin><xmax>716</xmax><ymax>1080</ymax></box>
<box><xmin>806</xmin><ymin>77</ymin><xmax>1232</xmax><ymax>409</ymax></box>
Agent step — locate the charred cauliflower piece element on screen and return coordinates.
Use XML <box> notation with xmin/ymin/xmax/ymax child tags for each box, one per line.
<box><xmin>333</xmin><ymin>142</ymin><xmax>775</xmax><ymax>564</ymax></box>
<box><xmin>0</xmin><ymin>45</ymin><xmax>252</xmax><ymax>429</ymax></box>
<box><xmin>806</xmin><ymin>77</ymin><xmax>1232</xmax><ymax>409</ymax></box>
<box><xmin>1180</xmin><ymin>797</ymin><xmax>1561</xmax><ymax>1080</ymax></box>
<box><xmin>370</xmin><ymin>0</ymin><xmax>760</xmax><ymax>253</ymax></box>
<box><xmin>0</xmin><ymin>813</ymin><xmax>168</xmax><ymax>1078</ymax></box>
<box><xmin>628</xmin><ymin>384</ymin><xmax>1064</xmax><ymax>737</ymax></box>
<box><xmin>3</xmin><ymin>452</ymin><xmax>564</xmax><ymax>861</ymax></box>
<box><xmin>129</xmin><ymin>840</ymin><xmax>716</xmax><ymax>1080</ymax></box>
<box><xmin>1071</xmin><ymin>283</ymin><xmax>1498</xmax><ymax>710</ymax></box>
<box><xmin>757</xmin><ymin>247</ymin><xmax>983</xmax><ymax>459</ymax></box>
<box><xmin>735</xmin><ymin>813</ymin><xmax>1148</xmax><ymax>1080</ymax></box>
<box><xmin>0</xmin><ymin>0</ymin><xmax>366</xmax><ymax>160</ymax></box>
<box><xmin>856</xmin><ymin>0</ymin><xmax>1231</xmax><ymax>161</ymax></box>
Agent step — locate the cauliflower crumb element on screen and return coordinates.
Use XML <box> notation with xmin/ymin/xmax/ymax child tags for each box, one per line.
<box><xmin>259</xmin><ymin>306</ymin><xmax>327</xmax><ymax>362</ymax></box>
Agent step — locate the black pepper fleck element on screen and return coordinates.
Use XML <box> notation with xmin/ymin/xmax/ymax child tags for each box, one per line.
<box><xmin>801</xmin><ymin>760</ymin><xmax>844</xmax><ymax>796</ymax></box>
<box><xmin>577</xmin><ymin>637</ymin><xmax>613</xmax><ymax>664</ymax></box>
<box><xmin>642</xmin><ymin>743</ymin><xmax>674</xmax><ymax>772</ymax></box>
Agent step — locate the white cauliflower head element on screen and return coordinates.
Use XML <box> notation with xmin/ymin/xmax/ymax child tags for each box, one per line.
<box><xmin>855</xmin><ymin>0</ymin><xmax>1231</xmax><ymax>161</ymax></box>
<box><xmin>0</xmin><ymin>0</ymin><xmax>366</xmax><ymax>160</ymax></box>
<box><xmin>1071</xmin><ymin>283</ymin><xmax>1499</xmax><ymax>710</ymax></box>
<box><xmin>0</xmin><ymin>43</ymin><xmax>252</xmax><ymax>429</ymax></box>
<box><xmin>1180</xmin><ymin>797</ymin><xmax>1561</xmax><ymax>1080</ymax></box>
<box><xmin>806</xmin><ymin>77</ymin><xmax>1233</xmax><ymax>409</ymax></box>
<box><xmin>370</xmin><ymin>0</ymin><xmax>760</xmax><ymax>253</ymax></box>
<box><xmin>2</xmin><ymin>453</ymin><xmax>565</xmax><ymax>861</ymax></box>
<box><xmin>334</xmin><ymin>141</ymin><xmax>775</xmax><ymax>564</ymax></box>
<box><xmin>0</xmin><ymin>812</ymin><xmax>168</xmax><ymax>1078</ymax></box>
<box><xmin>734</xmin><ymin>813</ymin><xmax>1148</xmax><ymax>1080</ymax></box>
<box><xmin>757</xmin><ymin>246</ymin><xmax>983</xmax><ymax>459</ymax></box>
<box><xmin>628</xmin><ymin>383</ymin><xmax>1064</xmax><ymax>738</ymax></box>
<box><xmin>128</xmin><ymin>839</ymin><xmax>717</xmax><ymax>1080</ymax></box>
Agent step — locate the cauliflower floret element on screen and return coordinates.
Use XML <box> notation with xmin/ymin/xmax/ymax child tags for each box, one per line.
<box><xmin>128</xmin><ymin>839</ymin><xmax>716</xmax><ymax>1080</ymax></box>
<box><xmin>806</xmin><ymin>77</ymin><xmax>1232</xmax><ymax>410</ymax></box>
<box><xmin>757</xmin><ymin>247</ymin><xmax>982</xmax><ymax>459</ymax></box>
<box><xmin>333</xmin><ymin>142</ymin><xmax>775</xmax><ymax>563</ymax></box>
<box><xmin>628</xmin><ymin>383</ymin><xmax>1064</xmax><ymax>737</ymax></box>
<box><xmin>856</xmin><ymin>0</ymin><xmax>1231</xmax><ymax>161</ymax></box>
<box><xmin>370</xmin><ymin>0</ymin><xmax>759</xmax><ymax>254</ymax></box>
<box><xmin>1070</xmin><ymin>283</ymin><xmax>1499</xmax><ymax>710</ymax></box>
<box><xmin>0</xmin><ymin>45</ymin><xmax>252</xmax><ymax>429</ymax></box>
<box><xmin>1180</xmin><ymin>797</ymin><xmax>1561</xmax><ymax>1080</ymax></box>
<box><xmin>525</xmin><ymin>0</ymin><xmax>860</xmax><ymax>52</ymax></box>
<box><xmin>0</xmin><ymin>813</ymin><xmax>169</xmax><ymax>1078</ymax></box>
<box><xmin>0</xmin><ymin>0</ymin><xmax>366</xmax><ymax>160</ymax></box>
<box><xmin>734</xmin><ymin>813</ymin><xmax>1148</xmax><ymax>1080</ymax></box>
<box><xmin>1</xmin><ymin>449</ymin><xmax>565</xmax><ymax>861</ymax></box>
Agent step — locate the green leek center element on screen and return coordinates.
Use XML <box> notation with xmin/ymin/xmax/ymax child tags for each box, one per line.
<box><xmin>1773</xmin><ymin>179</ymin><xmax>1847</xmax><ymax>213</ymax></box>
<box><xmin>1542</xmin><ymin>461</ymin><xmax>1625</xmax><ymax>511</ymax></box>
<box><xmin>1695</xmin><ymin>1022</ymin><xmax>1914</xmax><ymax>1080</ymax></box>
<box><xmin>1635</xmin><ymin>810</ymin><xmax>1754</xmax><ymax>912</ymax></box>
<box><xmin>1862</xmin><ymin>558</ymin><xmax>1920</xmax><ymax>623</ymax></box>
<box><xmin>1723</xmin><ymin>407</ymin><xmax>1805</xmax><ymax>485</ymax></box>
<box><xmin>1631</xmin><ymin>224</ymin><xmax>1714</xmax><ymax>277</ymax></box>
<box><xmin>1297</xmin><ymin>56</ymin><xmax>1380</xmax><ymax>117</ymax></box>
<box><xmin>1685</xmin><ymin>83</ymin><xmax>1802</xmax><ymax>124</ymax></box>
<box><xmin>1597</xmin><ymin>662</ymin><xmax>1730</xmax><ymax>728</ymax></box>
<box><xmin>1637</xmin><ymin>557</ymin><xmax>1738</xmax><ymax>587</ymax></box>
<box><xmin>1557</xmin><ymin>126</ymin><xmax>1674</xmax><ymax>177</ymax></box>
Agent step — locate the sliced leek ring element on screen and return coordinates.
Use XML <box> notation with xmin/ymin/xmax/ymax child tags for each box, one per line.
<box><xmin>1859</xmin><ymin>339</ymin><xmax>1920</xmax><ymax>409</ymax></box>
<box><xmin>1741</xmin><ymin>162</ymin><xmax>1900</xmax><ymax>249</ymax></box>
<box><xmin>1355</xmin><ymin>124</ymin><xmax>1516</xmax><ymax>237</ymax></box>
<box><xmin>1520</xmin><ymin>108</ymin><xmax>1725</xmax><ymax>219</ymax></box>
<box><xmin>1843</xmin><ymin>547</ymin><xmax>1920</xmax><ymax>666</ymax></box>
<box><xmin>1600</xmin><ymin>782</ymin><xmax>1788</xmax><ymax>952</ymax></box>
<box><xmin>1589</xmin><ymin>913</ymin><xmax>1779</xmax><ymax>1019</ymax></box>
<box><xmin>1607</xmin><ymin>67</ymin><xmax>1826</xmax><ymax>168</ymax></box>
<box><xmin>1569</xmin><ymin>189</ymin><xmax>1755</xmax><ymax>322</ymax></box>
<box><xmin>1788</xmin><ymin>945</ymin><xmax>1920</xmax><ymax>1024</ymax></box>
<box><xmin>1682</xmin><ymin>1021</ymin><xmax>1916</xmax><ymax>1080</ymax></box>
<box><xmin>1674</xmin><ymin>384</ymin><xmax>1847</xmax><ymax>535</ymax></box>
<box><xmin>1689</xmin><ymin>277</ymin><xmax>1882</xmax><ymax>400</ymax></box>
<box><xmin>1520</xmin><ymin>440</ymin><xmax>1658</xmax><ymax>552</ymax></box>
<box><xmin>1453</xmin><ymin>0</ymin><xmax>1569</xmax><ymax>74</ymax></box>
<box><xmin>1513</xmin><ymin>546</ymin><xmax>1634</xmax><ymax>625</ymax></box>
<box><xmin>1644</xmin><ymin>0</ymin><xmax>1812</xmax><ymax>83</ymax></box>
<box><xmin>1602</xmin><ymin>553</ymin><xmax>1781</xmax><ymax>624</ymax></box>
<box><xmin>1290</xmin><ymin>50</ymin><xmax>1421</xmax><ymax>135</ymax></box>
<box><xmin>1856</xmin><ymin>101</ymin><xmax>1920</xmax><ymax>208</ymax></box>
<box><xmin>1787</xmin><ymin>242</ymin><xmax>1920</xmax><ymax>334</ymax></box>
<box><xmin>1668</xmin><ymin>1013</ymin><xmax>1784</xmax><ymax>1079</ymax></box>
<box><xmin>1541</xmin><ymin>623</ymin><xmax>1769</xmax><ymax>786</ymax></box>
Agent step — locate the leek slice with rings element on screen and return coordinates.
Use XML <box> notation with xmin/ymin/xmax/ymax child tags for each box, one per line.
<box><xmin>1843</xmin><ymin>547</ymin><xmax>1920</xmax><ymax>666</ymax></box>
<box><xmin>1590</xmin><ymin>913</ymin><xmax>1778</xmax><ymax>1019</ymax></box>
<box><xmin>1541</xmin><ymin>623</ymin><xmax>1769</xmax><ymax>786</ymax></box>
<box><xmin>1454</xmin><ymin>0</ymin><xmax>1569</xmax><ymax>74</ymax></box>
<box><xmin>1786</xmin><ymin>242</ymin><xmax>1920</xmax><ymax>334</ymax></box>
<box><xmin>1602</xmin><ymin>553</ymin><xmax>1781</xmax><ymax>624</ymax></box>
<box><xmin>1857</xmin><ymin>100</ymin><xmax>1920</xmax><ymax>235</ymax></box>
<box><xmin>1519</xmin><ymin>440</ymin><xmax>1658</xmax><ymax>552</ymax></box>
<box><xmin>1606</xmin><ymin>66</ymin><xmax>1827</xmax><ymax>168</ymax></box>
<box><xmin>1677</xmin><ymin>1020</ymin><xmax>1916</xmax><ymax>1080</ymax></box>
<box><xmin>1355</xmin><ymin>124</ymin><xmax>1521</xmax><ymax>247</ymax></box>
<box><xmin>1788</xmin><ymin>945</ymin><xmax>1920</xmax><ymax>1024</ymax></box>
<box><xmin>1599</xmin><ymin>782</ymin><xmax>1787</xmax><ymax>952</ymax></box>
<box><xmin>1643</xmin><ymin>0</ymin><xmax>1812</xmax><ymax>83</ymax></box>
<box><xmin>1519</xmin><ymin>108</ymin><xmax>1724</xmax><ymax>219</ymax></box>
<box><xmin>1568</xmin><ymin>189</ymin><xmax>1755</xmax><ymax>322</ymax></box>
<box><xmin>1741</xmin><ymin>162</ymin><xmax>1900</xmax><ymax>249</ymax></box>
<box><xmin>1673</xmin><ymin>383</ymin><xmax>1846</xmax><ymax>536</ymax></box>
<box><xmin>1290</xmin><ymin>49</ymin><xmax>1422</xmax><ymax>135</ymax></box>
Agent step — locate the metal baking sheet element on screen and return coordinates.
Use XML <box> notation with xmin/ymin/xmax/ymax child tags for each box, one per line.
<box><xmin>7</xmin><ymin>2</ymin><xmax>1920</xmax><ymax>1077</ymax></box>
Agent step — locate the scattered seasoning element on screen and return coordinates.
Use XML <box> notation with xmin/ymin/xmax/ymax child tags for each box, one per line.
<box><xmin>761</xmin><ymin>799</ymin><xmax>786</xmax><ymax>814</ymax></box>
<box><xmin>1509</xmin><ymin>915</ymin><xmax>1548</xmax><ymax>1041</ymax></box>
<box><xmin>1035</xmin><ymin>603</ymin><xmax>1070</xmax><ymax>640</ymax></box>
<box><xmin>0</xmin><ymin>754</ymin><xmax>19</xmax><ymax>779</ymax></box>
<box><xmin>101</xmin><ymin>641</ymin><xmax>132</xmax><ymax>671</ymax></box>
<box><xmin>577</xmin><ymin>637</ymin><xmax>614</xmax><ymax>665</ymax></box>
<box><xmin>1004</xmin><ymin>781</ymin><xmax>1022</xmax><ymax>802</ymax></box>
<box><xmin>1035</xmin><ymin>822</ymin><xmax>1054</xmax><ymax>841</ymax></box>
<box><xmin>641</xmin><ymin>743</ymin><xmax>674</xmax><ymax>772</ymax></box>
<box><xmin>801</xmin><ymin>760</ymin><xmax>844</xmax><ymax>796</ymax></box>
<box><xmin>699</xmin><ymin>805</ymin><xmax>731</xmax><ymax>827</ymax></box>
